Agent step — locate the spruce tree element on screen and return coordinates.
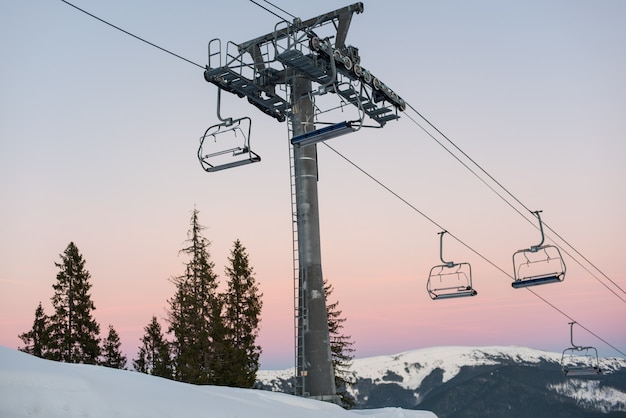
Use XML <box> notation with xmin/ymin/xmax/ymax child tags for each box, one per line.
<box><xmin>47</xmin><ymin>242</ymin><xmax>101</xmax><ymax>364</ymax></box>
<box><xmin>134</xmin><ymin>315</ymin><xmax>172</xmax><ymax>379</ymax></box>
<box><xmin>167</xmin><ymin>209</ymin><xmax>221</xmax><ymax>384</ymax></box>
<box><xmin>221</xmin><ymin>239</ymin><xmax>263</xmax><ymax>388</ymax></box>
<box><xmin>325</xmin><ymin>279</ymin><xmax>356</xmax><ymax>409</ymax></box>
<box><xmin>100</xmin><ymin>325</ymin><xmax>127</xmax><ymax>369</ymax></box>
<box><xmin>18</xmin><ymin>302</ymin><xmax>51</xmax><ymax>358</ymax></box>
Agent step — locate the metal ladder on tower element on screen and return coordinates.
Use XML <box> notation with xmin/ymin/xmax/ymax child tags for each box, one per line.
<box><xmin>289</xmin><ymin>125</ymin><xmax>306</xmax><ymax>397</ymax></box>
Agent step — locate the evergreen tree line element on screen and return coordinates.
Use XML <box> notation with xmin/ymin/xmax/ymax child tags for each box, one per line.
<box><xmin>18</xmin><ymin>209</ymin><xmax>264</xmax><ymax>387</ymax></box>
<box><xmin>18</xmin><ymin>242</ymin><xmax>127</xmax><ymax>368</ymax></box>
<box><xmin>18</xmin><ymin>208</ymin><xmax>355</xmax><ymax>401</ymax></box>
<box><xmin>134</xmin><ymin>209</ymin><xmax>263</xmax><ymax>387</ymax></box>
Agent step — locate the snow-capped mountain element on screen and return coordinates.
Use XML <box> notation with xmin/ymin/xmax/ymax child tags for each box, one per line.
<box><xmin>257</xmin><ymin>346</ymin><xmax>626</xmax><ymax>418</ymax></box>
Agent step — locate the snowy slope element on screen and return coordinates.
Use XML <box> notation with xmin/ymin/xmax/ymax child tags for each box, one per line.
<box><xmin>0</xmin><ymin>346</ymin><xmax>436</xmax><ymax>418</ymax></box>
<box><xmin>548</xmin><ymin>380</ymin><xmax>626</xmax><ymax>413</ymax></box>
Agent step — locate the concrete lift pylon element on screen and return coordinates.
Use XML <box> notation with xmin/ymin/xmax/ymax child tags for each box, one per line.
<box><xmin>200</xmin><ymin>2</ymin><xmax>405</xmax><ymax>402</ymax></box>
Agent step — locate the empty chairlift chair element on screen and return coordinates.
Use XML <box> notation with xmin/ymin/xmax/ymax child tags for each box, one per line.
<box><xmin>511</xmin><ymin>210</ymin><xmax>566</xmax><ymax>289</ymax></box>
<box><xmin>198</xmin><ymin>115</ymin><xmax>260</xmax><ymax>173</ymax></box>
<box><xmin>561</xmin><ymin>322</ymin><xmax>602</xmax><ymax>376</ymax></box>
<box><xmin>198</xmin><ymin>46</ymin><xmax>262</xmax><ymax>173</ymax></box>
<box><xmin>427</xmin><ymin>231</ymin><xmax>477</xmax><ymax>300</ymax></box>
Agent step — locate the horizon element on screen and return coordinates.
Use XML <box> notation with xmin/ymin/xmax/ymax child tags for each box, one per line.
<box><xmin>2</xmin><ymin>0</ymin><xmax>625</xmax><ymax>371</ymax></box>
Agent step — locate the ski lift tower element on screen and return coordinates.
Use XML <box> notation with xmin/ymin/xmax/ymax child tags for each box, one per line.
<box><xmin>201</xmin><ymin>2</ymin><xmax>405</xmax><ymax>402</ymax></box>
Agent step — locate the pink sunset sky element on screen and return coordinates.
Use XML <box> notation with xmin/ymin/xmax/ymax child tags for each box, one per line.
<box><xmin>1</xmin><ymin>0</ymin><xmax>625</xmax><ymax>370</ymax></box>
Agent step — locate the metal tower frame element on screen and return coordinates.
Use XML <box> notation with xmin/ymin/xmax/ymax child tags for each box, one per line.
<box><xmin>201</xmin><ymin>2</ymin><xmax>404</xmax><ymax>402</ymax></box>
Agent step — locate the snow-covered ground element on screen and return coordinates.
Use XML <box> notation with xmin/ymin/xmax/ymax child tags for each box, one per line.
<box><xmin>0</xmin><ymin>346</ymin><xmax>436</xmax><ymax>418</ymax></box>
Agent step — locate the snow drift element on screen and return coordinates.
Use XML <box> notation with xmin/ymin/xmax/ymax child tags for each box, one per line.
<box><xmin>0</xmin><ymin>346</ymin><xmax>435</xmax><ymax>418</ymax></box>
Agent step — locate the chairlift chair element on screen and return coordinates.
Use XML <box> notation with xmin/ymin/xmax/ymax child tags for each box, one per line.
<box><xmin>198</xmin><ymin>116</ymin><xmax>260</xmax><ymax>172</ymax></box>
<box><xmin>512</xmin><ymin>211</ymin><xmax>566</xmax><ymax>289</ymax></box>
<box><xmin>561</xmin><ymin>322</ymin><xmax>602</xmax><ymax>376</ymax></box>
<box><xmin>427</xmin><ymin>231</ymin><xmax>477</xmax><ymax>300</ymax></box>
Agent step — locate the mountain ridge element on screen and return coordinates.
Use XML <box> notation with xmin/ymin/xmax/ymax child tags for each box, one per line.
<box><xmin>256</xmin><ymin>345</ymin><xmax>626</xmax><ymax>417</ymax></box>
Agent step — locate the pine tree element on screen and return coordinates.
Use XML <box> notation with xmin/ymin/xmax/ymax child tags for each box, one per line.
<box><xmin>205</xmin><ymin>294</ymin><xmax>229</xmax><ymax>385</ymax></box>
<box><xmin>134</xmin><ymin>316</ymin><xmax>172</xmax><ymax>379</ymax></box>
<box><xmin>100</xmin><ymin>325</ymin><xmax>127</xmax><ymax>369</ymax></box>
<box><xmin>47</xmin><ymin>242</ymin><xmax>101</xmax><ymax>364</ymax></box>
<box><xmin>167</xmin><ymin>209</ymin><xmax>221</xmax><ymax>384</ymax></box>
<box><xmin>221</xmin><ymin>239</ymin><xmax>263</xmax><ymax>387</ymax></box>
<box><xmin>18</xmin><ymin>302</ymin><xmax>51</xmax><ymax>358</ymax></box>
<box><xmin>325</xmin><ymin>279</ymin><xmax>356</xmax><ymax>409</ymax></box>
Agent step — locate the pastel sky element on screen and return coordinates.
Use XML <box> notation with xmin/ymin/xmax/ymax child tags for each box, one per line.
<box><xmin>1</xmin><ymin>0</ymin><xmax>624</xmax><ymax>370</ymax></box>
